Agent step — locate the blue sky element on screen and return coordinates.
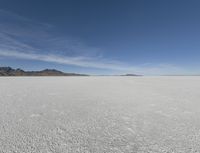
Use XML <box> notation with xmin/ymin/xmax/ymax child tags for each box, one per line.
<box><xmin>0</xmin><ymin>0</ymin><xmax>200</xmax><ymax>75</ymax></box>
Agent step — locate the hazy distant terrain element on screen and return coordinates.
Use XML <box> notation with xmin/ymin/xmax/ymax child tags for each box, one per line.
<box><xmin>1</xmin><ymin>77</ymin><xmax>200</xmax><ymax>153</ymax></box>
<box><xmin>0</xmin><ymin>67</ymin><xmax>88</xmax><ymax>76</ymax></box>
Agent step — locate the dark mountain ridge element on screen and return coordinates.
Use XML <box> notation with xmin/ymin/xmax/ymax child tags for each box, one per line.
<box><xmin>0</xmin><ymin>67</ymin><xmax>88</xmax><ymax>76</ymax></box>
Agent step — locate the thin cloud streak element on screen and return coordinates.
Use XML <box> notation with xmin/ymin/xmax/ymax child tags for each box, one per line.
<box><xmin>0</xmin><ymin>9</ymin><xmax>102</xmax><ymax>57</ymax></box>
<box><xmin>0</xmin><ymin>50</ymin><xmax>186</xmax><ymax>75</ymax></box>
<box><xmin>0</xmin><ymin>50</ymin><xmax>129</xmax><ymax>70</ymax></box>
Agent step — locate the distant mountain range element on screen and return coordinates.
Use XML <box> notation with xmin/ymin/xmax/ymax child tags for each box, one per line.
<box><xmin>0</xmin><ymin>67</ymin><xmax>88</xmax><ymax>76</ymax></box>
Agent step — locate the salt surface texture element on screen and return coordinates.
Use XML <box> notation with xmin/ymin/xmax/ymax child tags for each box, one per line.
<box><xmin>0</xmin><ymin>76</ymin><xmax>200</xmax><ymax>153</ymax></box>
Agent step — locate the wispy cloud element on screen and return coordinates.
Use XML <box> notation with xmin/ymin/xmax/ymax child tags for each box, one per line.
<box><xmin>0</xmin><ymin>9</ymin><xmax>187</xmax><ymax>75</ymax></box>
<box><xmin>0</xmin><ymin>50</ymin><xmax>119</xmax><ymax>69</ymax></box>
<box><xmin>0</xmin><ymin>9</ymin><xmax>101</xmax><ymax>55</ymax></box>
<box><xmin>0</xmin><ymin>49</ymin><xmax>186</xmax><ymax>75</ymax></box>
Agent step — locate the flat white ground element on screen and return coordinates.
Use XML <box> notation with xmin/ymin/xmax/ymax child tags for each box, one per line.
<box><xmin>0</xmin><ymin>77</ymin><xmax>200</xmax><ymax>153</ymax></box>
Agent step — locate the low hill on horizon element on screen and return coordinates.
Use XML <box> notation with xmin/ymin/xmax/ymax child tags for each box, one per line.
<box><xmin>120</xmin><ymin>74</ymin><xmax>142</xmax><ymax>76</ymax></box>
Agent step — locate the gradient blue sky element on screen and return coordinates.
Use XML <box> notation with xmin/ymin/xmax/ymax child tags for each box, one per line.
<box><xmin>0</xmin><ymin>0</ymin><xmax>200</xmax><ymax>75</ymax></box>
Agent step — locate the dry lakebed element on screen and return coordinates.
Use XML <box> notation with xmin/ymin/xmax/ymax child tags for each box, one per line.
<box><xmin>0</xmin><ymin>76</ymin><xmax>200</xmax><ymax>153</ymax></box>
